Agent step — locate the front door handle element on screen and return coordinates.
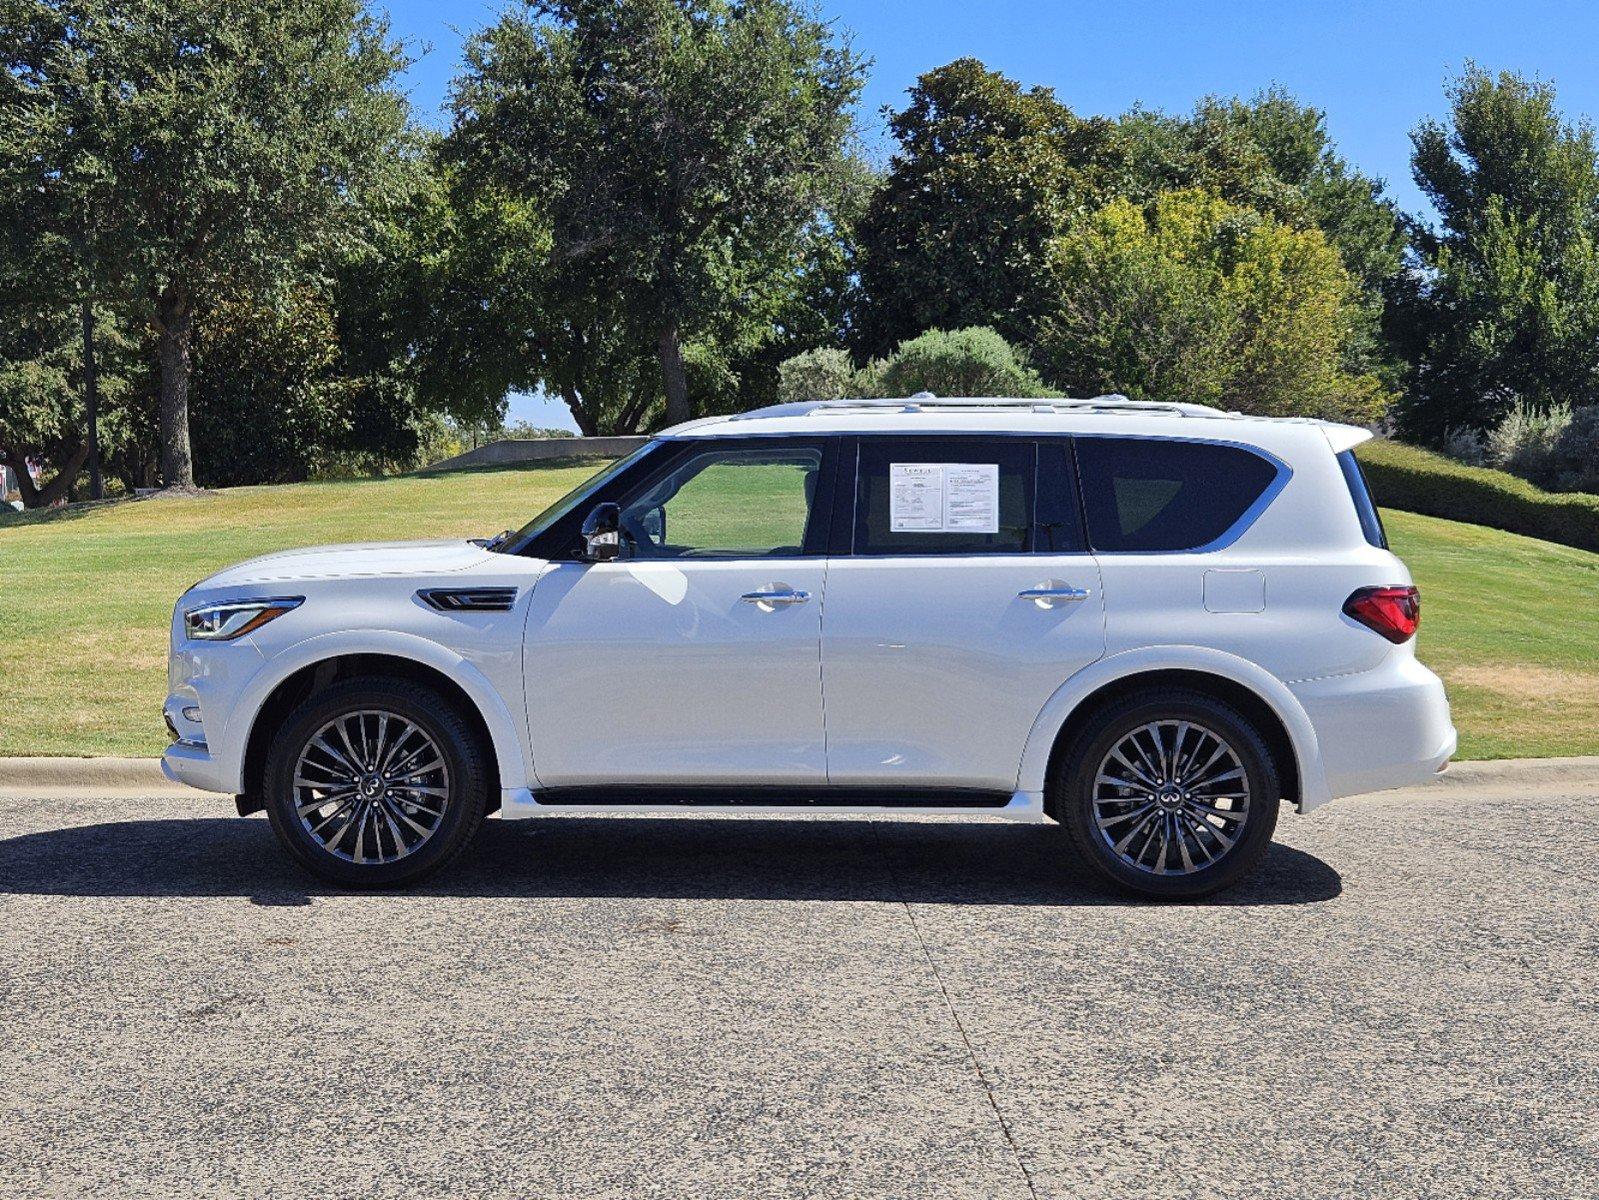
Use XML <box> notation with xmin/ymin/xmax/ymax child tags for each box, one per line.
<box><xmin>1018</xmin><ymin>584</ymin><xmax>1091</xmax><ymax>605</ymax></box>
<box><xmin>741</xmin><ymin>585</ymin><xmax>811</xmax><ymax>610</ymax></box>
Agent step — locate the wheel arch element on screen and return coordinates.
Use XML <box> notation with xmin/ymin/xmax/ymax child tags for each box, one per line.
<box><xmin>228</xmin><ymin>634</ymin><xmax>526</xmax><ymax>812</ymax></box>
<box><xmin>1019</xmin><ymin>649</ymin><xmax>1329</xmax><ymax>813</ymax></box>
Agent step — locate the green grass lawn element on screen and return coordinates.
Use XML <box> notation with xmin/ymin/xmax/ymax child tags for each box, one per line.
<box><xmin>2</xmin><ymin>461</ymin><xmax>1596</xmax><ymax>760</ymax></box>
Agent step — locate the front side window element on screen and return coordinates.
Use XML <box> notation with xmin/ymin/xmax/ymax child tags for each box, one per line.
<box><xmin>1075</xmin><ymin>437</ymin><xmax>1280</xmax><ymax>552</ymax></box>
<box><xmin>619</xmin><ymin>444</ymin><xmax>823</xmax><ymax>559</ymax></box>
<box><xmin>853</xmin><ymin>438</ymin><xmax>1034</xmax><ymax>555</ymax></box>
<box><xmin>501</xmin><ymin>441</ymin><xmax>662</xmax><ymax>554</ymax></box>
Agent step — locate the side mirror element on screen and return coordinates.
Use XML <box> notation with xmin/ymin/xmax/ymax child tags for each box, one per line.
<box><xmin>581</xmin><ymin>502</ymin><xmax>622</xmax><ymax>562</ymax></box>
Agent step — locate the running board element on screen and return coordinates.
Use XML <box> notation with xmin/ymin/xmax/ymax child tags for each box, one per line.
<box><xmin>500</xmin><ymin>786</ymin><xmax>1046</xmax><ymax>822</ymax></box>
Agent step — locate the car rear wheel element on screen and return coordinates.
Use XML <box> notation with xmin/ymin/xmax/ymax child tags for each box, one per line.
<box><xmin>1052</xmin><ymin>689</ymin><xmax>1280</xmax><ymax>899</ymax></box>
<box><xmin>263</xmin><ymin>677</ymin><xmax>490</xmax><ymax>887</ymax></box>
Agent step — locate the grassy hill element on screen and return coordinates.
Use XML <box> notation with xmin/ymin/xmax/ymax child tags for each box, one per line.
<box><xmin>3</xmin><ymin>460</ymin><xmax>1596</xmax><ymax>761</ymax></box>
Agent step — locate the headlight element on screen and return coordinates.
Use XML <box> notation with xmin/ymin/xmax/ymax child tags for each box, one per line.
<box><xmin>184</xmin><ymin>597</ymin><xmax>303</xmax><ymax>642</ymax></box>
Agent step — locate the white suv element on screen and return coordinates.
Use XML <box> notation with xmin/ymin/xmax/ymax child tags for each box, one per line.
<box><xmin>163</xmin><ymin>397</ymin><xmax>1455</xmax><ymax>897</ymax></box>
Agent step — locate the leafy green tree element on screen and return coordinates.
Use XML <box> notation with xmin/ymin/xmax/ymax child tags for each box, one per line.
<box><xmin>449</xmin><ymin>0</ymin><xmax>866</xmax><ymax>426</ymax></box>
<box><xmin>185</xmin><ymin>286</ymin><xmax>433</xmax><ymax>486</ymax></box>
<box><xmin>1114</xmin><ymin>90</ymin><xmax>1404</xmax><ymax>292</ymax></box>
<box><xmin>1036</xmin><ymin>190</ymin><xmax>1387</xmax><ymax>421</ymax></box>
<box><xmin>854</xmin><ymin>58</ymin><xmax>1116</xmax><ymax>357</ymax></box>
<box><xmin>5</xmin><ymin>0</ymin><xmax>414</xmax><ymax>489</ymax></box>
<box><xmin>0</xmin><ymin>302</ymin><xmax>87</xmax><ymax>506</ymax></box>
<box><xmin>389</xmin><ymin>162</ymin><xmax>671</xmax><ymax>436</ymax></box>
<box><xmin>1393</xmin><ymin>66</ymin><xmax>1599</xmax><ymax>440</ymax></box>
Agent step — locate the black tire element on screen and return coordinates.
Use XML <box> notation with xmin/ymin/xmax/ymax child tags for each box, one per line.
<box><xmin>1051</xmin><ymin>689</ymin><xmax>1280</xmax><ymax>899</ymax></box>
<box><xmin>262</xmin><ymin>676</ymin><xmax>490</xmax><ymax>888</ymax></box>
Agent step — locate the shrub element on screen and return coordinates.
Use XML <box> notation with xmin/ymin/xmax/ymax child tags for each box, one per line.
<box><xmin>873</xmin><ymin>326</ymin><xmax>1055</xmax><ymax>399</ymax></box>
<box><xmin>776</xmin><ymin>347</ymin><xmax>859</xmax><ymax>403</ymax></box>
<box><xmin>1357</xmin><ymin>437</ymin><xmax>1599</xmax><ymax>554</ymax></box>
<box><xmin>1439</xmin><ymin>426</ymin><xmax>1486</xmax><ymax>466</ymax></box>
<box><xmin>1484</xmin><ymin>401</ymin><xmax>1571</xmax><ymax>485</ymax></box>
<box><xmin>1548</xmin><ymin>406</ymin><xmax>1599</xmax><ymax>493</ymax></box>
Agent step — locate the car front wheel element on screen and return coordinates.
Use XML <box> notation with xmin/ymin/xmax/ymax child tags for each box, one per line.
<box><xmin>262</xmin><ymin>677</ymin><xmax>490</xmax><ymax>887</ymax></box>
<box><xmin>1052</xmin><ymin>689</ymin><xmax>1281</xmax><ymax>899</ymax></box>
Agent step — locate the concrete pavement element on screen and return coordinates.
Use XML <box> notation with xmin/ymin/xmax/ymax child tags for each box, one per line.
<box><xmin>0</xmin><ymin>777</ymin><xmax>1595</xmax><ymax>1199</ymax></box>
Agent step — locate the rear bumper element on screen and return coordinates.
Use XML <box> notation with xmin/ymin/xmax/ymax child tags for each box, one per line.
<box><xmin>1290</xmin><ymin>654</ymin><xmax>1455</xmax><ymax>804</ymax></box>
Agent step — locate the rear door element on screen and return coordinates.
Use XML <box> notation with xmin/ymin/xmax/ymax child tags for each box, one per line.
<box><xmin>524</xmin><ymin>437</ymin><xmax>836</xmax><ymax>787</ymax></box>
<box><xmin>820</xmin><ymin>436</ymin><xmax>1106</xmax><ymax>791</ymax></box>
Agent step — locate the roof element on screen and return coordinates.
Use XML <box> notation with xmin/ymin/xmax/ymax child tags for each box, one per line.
<box><xmin>660</xmin><ymin>395</ymin><xmax>1374</xmax><ymax>452</ymax></box>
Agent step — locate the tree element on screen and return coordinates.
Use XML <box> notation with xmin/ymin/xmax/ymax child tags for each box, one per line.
<box><xmin>1036</xmin><ymin>190</ymin><xmax>1387</xmax><ymax>421</ymax></box>
<box><xmin>6</xmin><ymin>0</ymin><xmax>414</xmax><ymax>489</ymax></box>
<box><xmin>450</xmin><ymin>0</ymin><xmax>866</xmax><ymax>426</ymax></box>
<box><xmin>1393</xmin><ymin>66</ymin><xmax>1599</xmax><ymax>441</ymax></box>
<box><xmin>401</xmin><ymin>161</ymin><xmax>676</xmax><ymax>436</ymax></box>
<box><xmin>1114</xmin><ymin>90</ymin><xmax>1402</xmax><ymax>284</ymax></box>
<box><xmin>1113</xmin><ymin>88</ymin><xmax>1406</xmax><ymax>381</ymax></box>
<box><xmin>854</xmin><ymin>58</ymin><xmax>1116</xmax><ymax>357</ymax></box>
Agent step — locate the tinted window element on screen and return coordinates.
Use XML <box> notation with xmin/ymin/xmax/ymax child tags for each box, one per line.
<box><xmin>1338</xmin><ymin>449</ymin><xmax>1388</xmax><ymax>549</ymax></box>
<box><xmin>1075</xmin><ymin>437</ymin><xmax>1279</xmax><ymax>552</ymax></box>
<box><xmin>620</xmin><ymin>445</ymin><xmax>823</xmax><ymax>558</ymax></box>
<box><xmin>854</xmin><ymin>438</ymin><xmax>1033</xmax><ymax>555</ymax></box>
<box><xmin>1035</xmin><ymin>441</ymin><xmax>1088</xmax><ymax>552</ymax></box>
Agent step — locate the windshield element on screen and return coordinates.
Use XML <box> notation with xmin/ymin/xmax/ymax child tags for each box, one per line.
<box><xmin>492</xmin><ymin>441</ymin><xmax>661</xmax><ymax>554</ymax></box>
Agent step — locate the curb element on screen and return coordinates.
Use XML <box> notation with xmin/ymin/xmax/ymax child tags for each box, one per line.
<box><xmin>1427</xmin><ymin>755</ymin><xmax>1599</xmax><ymax>791</ymax></box>
<box><xmin>2</xmin><ymin>754</ymin><xmax>1598</xmax><ymax>796</ymax></box>
<box><xmin>0</xmin><ymin>756</ymin><xmax>226</xmax><ymax>797</ymax></box>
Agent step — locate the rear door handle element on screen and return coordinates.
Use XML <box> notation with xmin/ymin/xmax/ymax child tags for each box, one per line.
<box><xmin>1018</xmin><ymin>585</ymin><xmax>1091</xmax><ymax>604</ymax></box>
<box><xmin>741</xmin><ymin>586</ymin><xmax>811</xmax><ymax>609</ymax></box>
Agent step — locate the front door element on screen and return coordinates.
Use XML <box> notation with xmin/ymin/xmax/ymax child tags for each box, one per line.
<box><xmin>821</xmin><ymin>437</ymin><xmax>1106</xmax><ymax>791</ymax></box>
<box><xmin>524</xmin><ymin>438</ymin><xmax>833</xmax><ymax>787</ymax></box>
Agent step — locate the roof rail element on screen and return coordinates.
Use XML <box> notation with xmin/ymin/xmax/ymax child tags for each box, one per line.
<box><xmin>728</xmin><ymin>395</ymin><xmax>1239</xmax><ymax>420</ymax></box>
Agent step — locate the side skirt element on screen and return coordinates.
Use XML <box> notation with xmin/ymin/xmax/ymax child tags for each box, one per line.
<box><xmin>499</xmin><ymin>786</ymin><xmax>1047</xmax><ymax>823</ymax></box>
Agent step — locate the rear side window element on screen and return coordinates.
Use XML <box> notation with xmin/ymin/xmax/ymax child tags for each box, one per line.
<box><xmin>1075</xmin><ymin>437</ymin><xmax>1280</xmax><ymax>552</ymax></box>
<box><xmin>1337</xmin><ymin>449</ymin><xmax>1389</xmax><ymax>549</ymax></box>
<box><xmin>854</xmin><ymin>438</ymin><xmax>1033</xmax><ymax>555</ymax></box>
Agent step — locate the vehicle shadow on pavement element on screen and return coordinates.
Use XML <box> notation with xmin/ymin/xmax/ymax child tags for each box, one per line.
<box><xmin>0</xmin><ymin>814</ymin><xmax>1341</xmax><ymax>906</ymax></box>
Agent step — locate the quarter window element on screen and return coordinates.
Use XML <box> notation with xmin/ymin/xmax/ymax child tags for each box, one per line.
<box><xmin>1338</xmin><ymin>449</ymin><xmax>1389</xmax><ymax>549</ymax></box>
<box><xmin>619</xmin><ymin>446</ymin><xmax>823</xmax><ymax>559</ymax></box>
<box><xmin>853</xmin><ymin>438</ymin><xmax>1034</xmax><ymax>555</ymax></box>
<box><xmin>1075</xmin><ymin>437</ymin><xmax>1280</xmax><ymax>552</ymax></box>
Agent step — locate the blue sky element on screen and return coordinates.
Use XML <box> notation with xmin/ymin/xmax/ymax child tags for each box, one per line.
<box><xmin>379</xmin><ymin>0</ymin><xmax>1599</xmax><ymax>429</ymax></box>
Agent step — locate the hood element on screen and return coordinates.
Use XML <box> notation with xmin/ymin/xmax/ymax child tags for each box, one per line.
<box><xmin>197</xmin><ymin>540</ymin><xmax>497</xmax><ymax>588</ymax></box>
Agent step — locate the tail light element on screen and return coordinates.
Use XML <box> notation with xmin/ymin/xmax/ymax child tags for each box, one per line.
<box><xmin>1343</xmin><ymin>585</ymin><xmax>1420</xmax><ymax>643</ymax></box>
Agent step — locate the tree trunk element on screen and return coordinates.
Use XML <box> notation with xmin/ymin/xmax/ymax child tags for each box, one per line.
<box><xmin>657</xmin><ymin>320</ymin><xmax>690</xmax><ymax>426</ymax></box>
<box><xmin>5</xmin><ymin>442</ymin><xmax>89</xmax><ymax>509</ymax></box>
<box><xmin>155</xmin><ymin>287</ymin><xmax>196</xmax><ymax>489</ymax></box>
<box><xmin>558</xmin><ymin>383</ymin><xmax>599</xmax><ymax>437</ymax></box>
<box><xmin>81</xmin><ymin>295</ymin><xmax>103</xmax><ymax>500</ymax></box>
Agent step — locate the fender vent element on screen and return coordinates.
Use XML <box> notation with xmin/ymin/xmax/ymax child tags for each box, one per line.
<box><xmin>418</xmin><ymin>587</ymin><xmax>518</xmax><ymax>612</ymax></box>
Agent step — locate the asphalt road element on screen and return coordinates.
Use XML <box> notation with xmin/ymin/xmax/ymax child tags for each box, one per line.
<box><xmin>1</xmin><ymin>777</ymin><xmax>1595</xmax><ymax>1200</ymax></box>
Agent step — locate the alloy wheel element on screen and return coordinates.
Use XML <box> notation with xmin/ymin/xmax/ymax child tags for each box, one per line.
<box><xmin>291</xmin><ymin>710</ymin><xmax>451</xmax><ymax>865</ymax></box>
<box><xmin>1091</xmin><ymin>719</ymin><xmax>1251</xmax><ymax>876</ymax></box>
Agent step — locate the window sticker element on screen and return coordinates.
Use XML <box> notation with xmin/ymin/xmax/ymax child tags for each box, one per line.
<box><xmin>943</xmin><ymin>464</ymin><xmax>999</xmax><ymax>532</ymax></box>
<box><xmin>890</xmin><ymin>463</ymin><xmax>1000</xmax><ymax>533</ymax></box>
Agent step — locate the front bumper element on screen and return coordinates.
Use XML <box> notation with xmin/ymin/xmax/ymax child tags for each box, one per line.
<box><xmin>161</xmin><ymin>739</ymin><xmax>228</xmax><ymax>793</ymax></box>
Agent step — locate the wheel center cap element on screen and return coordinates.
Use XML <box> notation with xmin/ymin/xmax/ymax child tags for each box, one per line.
<box><xmin>361</xmin><ymin>775</ymin><xmax>384</xmax><ymax>799</ymax></box>
<box><xmin>1157</xmin><ymin>788</ymin><xmax>1183</xmax><ymax>810</ymax></box>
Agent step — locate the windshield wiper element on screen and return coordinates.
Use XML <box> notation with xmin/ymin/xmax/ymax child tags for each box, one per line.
<box><xmin>475</xmin><ymin>529</ymin><xmax>515</xmax><ymax>552</ymax></box>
